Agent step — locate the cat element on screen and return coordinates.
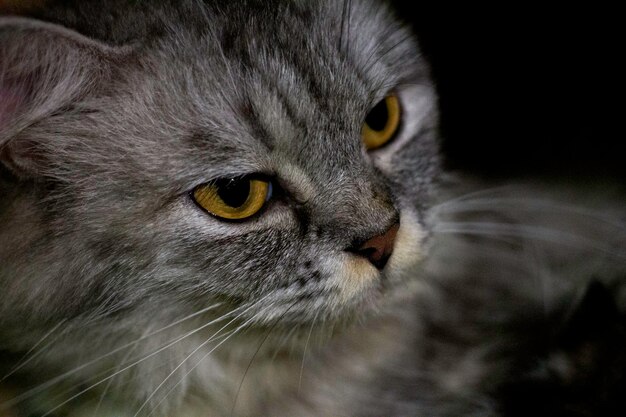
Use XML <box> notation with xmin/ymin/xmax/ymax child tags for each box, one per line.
<box><xmin>0</xmin><ymin>1</ymin><xmax>624</xmax><ymax>416</ymax></box>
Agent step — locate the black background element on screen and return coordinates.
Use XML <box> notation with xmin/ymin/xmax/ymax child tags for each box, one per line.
<box><xmin>392</xmin><ymin>3</ymin><xmax>623</xmax><ymax>181</ymax></box>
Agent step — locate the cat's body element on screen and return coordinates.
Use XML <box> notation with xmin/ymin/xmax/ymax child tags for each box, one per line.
<box><xmin>0</xmin><ymin>1</ymin><xmax>624</xmax><ymax>416</ymax></box>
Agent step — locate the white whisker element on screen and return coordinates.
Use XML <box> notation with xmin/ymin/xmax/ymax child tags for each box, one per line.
<box><xmin>37</xmin><ymin>303</ymin><xmax>244</xmax><ymax>416</ymax></box>
<box><xmin>433</xmin><ymin>221</ymin><xmax>625</xmax><ymax>259</ymax></box>
<box><xmin>431</xmin><ymin>196</ymin><xmax>626</xmax><ymax>230</ymax></box>
<box><xmin>0</xmin><ymin>302</ymin><xmax>223</xmax><ymax>410</ymax></box>
<box><xmin>230</xmin><ymin>300</ymin><xmax>300</xmax><ymax>417</ymax></box>
<box><xmin>0</xmin><ymin>319</ymin><xmax>67</xmax><ymax>383</ymax></box>
<box><xmin>430</xmin><ymin>185</ymin><xmax>517</xmax><ymax>211</ymax></box>
<box><xmin>133</xmin><ymin>296</ymin><xmax>270</xmax><ymax>417</ymax></box>
<box><xmin>145</xmin><ymin>320</ymin><xmax>255</xmax><ymax>417</ymax></box>
<box><xmin>299</xmin><ymin>310</ymin><xmax>319</xmax><ymax>395</ymax></box>
<box><xmin>91</xmin><ymin>326</ymin><xmax>150</xmax><ymax>417</ymax></box>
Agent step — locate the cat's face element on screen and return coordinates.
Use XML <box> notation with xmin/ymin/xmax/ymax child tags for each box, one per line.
<box><xmin>0</xmin><ymin>0</ymin><xmax>439</xmax><ymax>336</ymax></box>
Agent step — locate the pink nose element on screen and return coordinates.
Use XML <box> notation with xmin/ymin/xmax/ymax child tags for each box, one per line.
<box><xmin>351</xmin><ymin>223</ymin><xmax>399</xmax><ymax>269</ymax></box>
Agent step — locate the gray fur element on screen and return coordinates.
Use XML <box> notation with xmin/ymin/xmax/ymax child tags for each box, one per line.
<box><xmin>0</xmin><ymin>1</ymin><xmax>623</xmax><ymax>416</ymax></box>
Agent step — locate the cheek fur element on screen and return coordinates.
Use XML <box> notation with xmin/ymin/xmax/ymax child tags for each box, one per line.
<box><xmin>386</xmin><ymin>209</ymin><xmax>427</xmax><ymax>281</ymax></box>
<box><xmin>334</xmin><ymin>253</ymin><xmax>381</xmax><ymax>304</ymax></box>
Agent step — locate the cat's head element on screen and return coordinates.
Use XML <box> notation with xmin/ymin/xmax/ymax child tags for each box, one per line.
<box><xmin>0</xmin><ymin>0</ymin><xmax>439</xmax><ymax>339</ymax></box>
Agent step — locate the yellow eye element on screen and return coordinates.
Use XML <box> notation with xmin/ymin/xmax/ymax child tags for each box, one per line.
<box><xmin>192</xmin><ymin>177</ymin><xmax>271</xmax><ymax>220</ymax></box>
<box><xmin>361</xmin><ymin>94</ymin><xmax>401</xmax><ymax>150</ymax></box>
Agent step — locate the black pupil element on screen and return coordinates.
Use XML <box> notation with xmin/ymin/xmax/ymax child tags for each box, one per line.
<box><xmin>216</xmin><ymin>178</ymin><xmax>250</xmax><ymax>207</ymax></box>
<box><xmin>365</xmin><ymin>99</ymin><xmax>388</xmax><ymax>131</ymax></box>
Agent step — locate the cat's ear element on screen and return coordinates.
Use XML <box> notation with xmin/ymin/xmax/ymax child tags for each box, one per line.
<box><xmin>0</xmin><ymin>17</ymin><xmax>127</xmax><ymax>177</ymax></box>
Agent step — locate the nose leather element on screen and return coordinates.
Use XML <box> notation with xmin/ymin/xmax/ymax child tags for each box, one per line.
<box><xmin>349</xmin><ymin>222</ymin><xmax>399</xmax><ymax>269</ymax></box>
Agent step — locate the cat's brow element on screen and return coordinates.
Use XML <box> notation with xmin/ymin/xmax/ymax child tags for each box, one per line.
<box><xmin>245</xmin><ymin>86</ymin><xmax>301</xmax><ymax>151</ymax></box>
<box><xmin>240</xmin><ymin>96</ymin><xmax>277</xmax><ymax>151</ymax></box>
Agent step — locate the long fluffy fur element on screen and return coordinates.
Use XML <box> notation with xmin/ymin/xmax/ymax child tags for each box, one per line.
<box><xmin>0</xmin><ymin>1</ymin><xmax>624</xmax><ymax>416</ymax></box>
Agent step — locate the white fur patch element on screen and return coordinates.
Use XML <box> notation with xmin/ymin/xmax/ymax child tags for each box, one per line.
<box><xmin>334</xmin><ymin>253</ymin><xmax>381</xmax><ymax>304</ymax></box>
<box><xmin>275</xmin><ymin>161</ymin><xmax>318</xmax><ymax>203</ymax></box>
<box><xmin>386</xmin><ymin>208</ymin><xmax>426</xmax><ymax>282</ymax></box>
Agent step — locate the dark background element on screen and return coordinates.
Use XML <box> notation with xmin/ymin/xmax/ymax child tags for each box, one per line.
<box><xmin>392</xmin><ymin>4</ymin><xmax>623</xmax><ymax>181</ymax></box>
